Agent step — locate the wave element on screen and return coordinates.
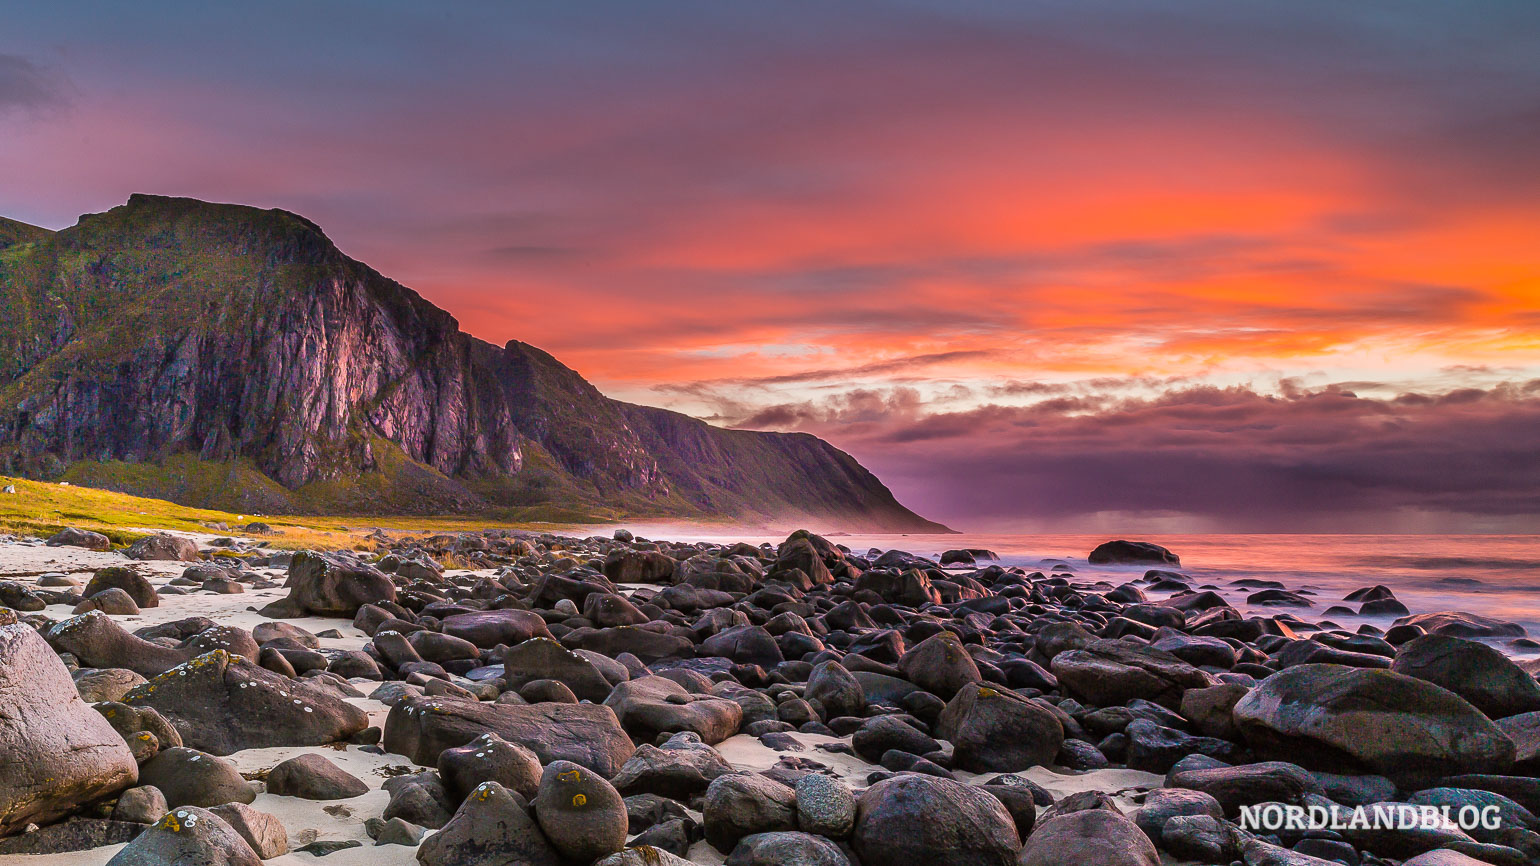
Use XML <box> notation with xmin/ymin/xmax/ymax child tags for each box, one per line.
<box><xmin>1353</xmin><ymin>556</ymin><xmax>1540</xmax><ymax>571</ymax></box>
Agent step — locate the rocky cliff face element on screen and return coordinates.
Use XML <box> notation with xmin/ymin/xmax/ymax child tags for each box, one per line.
<box><xmin>0</xmin><ymin>195</ymin><xmax>945</xmax><ymax>531</ymax></box>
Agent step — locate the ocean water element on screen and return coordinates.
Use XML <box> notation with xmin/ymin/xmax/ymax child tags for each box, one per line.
<box><xmin>610</xmin><ymin>528</ymin><xmax>1540</xmax><ymax>653</ymax></box>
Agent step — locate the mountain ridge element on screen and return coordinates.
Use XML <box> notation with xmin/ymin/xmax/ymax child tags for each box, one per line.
<box><xmin>0</xmin><ymin>194</ymin><xmax>947</xmax><ymax>532</ymax></box>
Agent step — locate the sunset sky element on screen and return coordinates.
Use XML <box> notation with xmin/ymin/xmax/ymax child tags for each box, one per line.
<box><xmin>3</xmin><ymin>2</ymin><xmax>1537</xmax><ymax>531</ymax></box>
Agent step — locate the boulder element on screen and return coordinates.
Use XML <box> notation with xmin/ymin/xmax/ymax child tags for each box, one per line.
<box><xmin>704</xmin><ymin>773</ymin><xmax>798</xmax><ymax>852</ymax></box>
<box><xmin>96</xmin><ymin>701</ymin><xmax>184</xmax><ymax>761</ymax></box>
<box><xmin>77</xmin><ymin>587</ymin><xmax>141</xmax><ymax>615</ymax></box>
<box><xmin>806</xmin><ymin>661</ymin><xmax>866</xmax><ymax>719</ymax></box>
<box><xmin>264</xmin><ymin>753</ymin><xmax>369</xmax><ymax>800</ymax></box>
<box><xmin>105</xmin><ymin>807</ymin><xmax>260</xmax><ymax>866</ymax></box>
<box><xmin>1240</xmin><ymin>839</ymin><xmax>1346</xmax><ymax>865</ymax></box>
<box><xmin>75</xmin><ymin>667</ymin><xmax>149</xmax><ymax>703</ymax></box>
<box><xmin>1391</xmin><ymin>634</ymin><xmax>1540</xmax><ymax>719</ymax></box>
<box><xmin>281</xmin><ymin>551</ymin><xmax>396</xmax><ymax>617</ymax></box>
<box><xmin>502</xmin><ymin>637</ymin><xmax>616</xmax><ymax>702</ymax></box>
<box><xmin>603</xmin><ymin>549</ymin><xmax>676</xmax><ymax>583</ymax></box>
<box><xmin>1400</xmin><ymin>852</ymin><xmax>1504</xmax><ymax>866</ymax></box>
<box><xmin>1167</xmin><ymin>762</ymin><xmax>1325</xmax><ymax>816</ymax></box>
<box><xmin>854</xmin><ymin>569</ymin><xmax>942</xmax><ymax>607</ymax></box>
<box><xmin>584</xmin><ymin>592</ymin><xmax>651</xmax><ymax>627</ymax></box>
<box><xmin>853</xmin><ymin>773</ymin><xmax>1020</xmax><ymax>866</ymax></box>
<box><xmin>611</xmin><ymin>737</ymin><xmax>735</xmax><ymax>799</ymax></box>
<box><xmin>46</xmin><ymin>527</ymin><xmax>112</xmax><ymax>551</ymax></box>
<box><xmin>775</xmin><ymin>537</ymin><xmax>836</xmax><ymax>585</ymax></box>
<box><xmin>84</xmin><ymin>566</ymin><xmax>160</xmax><ymax>609</ymax></box>
<box><xmin>897</xmin><ymin>631</ymin><xmax>982</xmax><ymax>699</ymax></box>
<box><xmin>1233</xmin><ymin>663</ymin><xmax>1516</xmax><ymax>784</ymax></box>
<box><xmin>122</xmin><ymin>650</ymin><xmax>368</xmax><ymax>755</ymax></box>
<box><xmin>1019</xmin><ymin>807</ymin><xmax>1158</xmax><ymax>866</ymax></box>
<box><xmin>0</xmin><ymin>620</ymin><xmax>139</xmax><ymax>835</ymax></box>
<box><xmin>0</xmin><ymin>581</ymin><xmax>45</xmax><ymax>611</ymax></box>
<box><xmin>383</xmin><ymin>772</ymin><xmax>454</xmax><ymax>830</ymax></box>
<box><xmin>1088</xmin><ymin>540</ymin><xmax>1179</xmax><ymax>565</ymax></box>
<box><xmin>440</xmin><ymin>609</ymin><xmax>552</xmax><ymax>648</ymax></box>
<box><xmin>595</xmin><ymin>849</ymin><xmax>694</xmax><ymax>866</ymax></box>
<box><xmin>533</xmin><ymin>760</ymin><xmax>628</xmax><ymax>863</ymax></box>
<box><xmin>795</xmin><ymin>772</ymin><xmax>857</xmax><ymax>839</ymax></box>
<box><xmin>1161</xmin><ymin>814</ymin><xmax>1242</xmax><ymax>862</ymax></box>
<box><xmin>417</xmin><ymin>781</ymin><xmax>559</xmax><ymax>866</ymax></box>
<box><xmin>126</xmin><ymin>534</ymin><xmax>199</xmax><ymax>562</ymax></box>
<box><xmin>138</xmin><ymin>748</ymin><xmax>254</xmax><ymax>808</ymax></box>
<box><xmin>208</xmin><ymin>803</ymin><xmax>288</xmax><ymax>859</ymax></box>
<box><xmin>936</xmin><ymin>683</ymin><xmax>1064</xmax><ymax>773</ymax></box>
<box><xmin>1393</xmin><ymin>612</ymin><xmax>1527</xmax><ymax>639</ymax></box>
<box><xmin>603</xmin><ymin>676</ymin><xmax>744</xmax><ymax>744</ymax></box>
<box><xmin>1131</xmin><ymin>787</ymin><xmax>1224</xmax><ymax>843</ymax></box>
<box><xmin>49</xmin><ymin>611</ymin><xmax>189</xmax><ymax>677</ymax></box>
<box><xmin>702</xmin><ymin>625</ymin><xmax>785</xmax><ymax>668</ymax></box>
<box><xmin>852</xmin><ymin>714</ymin><xmax>941</xmax><ymax>763</ymax></box>
<box><xmin>114</xmin><ymin>785</ymin><xmax>170</xmax><ymax>824</ymax></box>
<box><xmin>437</xmin><ymin>731</ymin><xmax>544</xmax><ymax>802</ymax></box>
<box><xmin>1124</xmin><ymin>719</ymin><xmax>1246</xmax><ymax>773</ymax></box>
<box><xmin>384</xmin><ymin>695</ymin><xmax>635</xmax><ymax>776</ymax></box>
<box><xmin>564</xmin><ymin>625</ymin><xmax>694</xmax><ymax>663</ymax></box>
<box><xmin>728</xmin><ymin>831</ymin><xmax>851</xmax><ymax>866</ymax></box>
<box><xmin>1180</xmin><ymin>682</ymin><xmax>1250</xmax><ymax>740</ymax></box>
<box><xmin>1051</xmin><ymin>638</ymin><xmax>1215</xmax><ymax>710</ymax></box>
<box><xmin>0</xmin><ymin>819</ymin><xmax>142</xmax><ymax>854</ymax></box>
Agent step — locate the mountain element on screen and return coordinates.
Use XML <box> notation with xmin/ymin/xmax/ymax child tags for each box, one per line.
<box><xmin>0</xmin><ymin>216</ymin><xmax>51</xmax><ymax>251</ymax></box>
<box><xmin>0</xmin><ymin>195</ymin><xmax>947</xmax><ymax>531</ymax></box>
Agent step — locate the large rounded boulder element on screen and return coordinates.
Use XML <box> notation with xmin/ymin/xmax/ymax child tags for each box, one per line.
<box><xmin>1232</xmin><ymin>663</ymin><xmax>1516</xmax><ymax>785</ymax></box>
<box><xmin>853</xmin><ymin>773</ymin><xmax>1020</xmax><ymax>866</ymax></box>
<box><xmin>122</xmin><ymin>650</ymin><xmax>368</xmax><ymax>755</ymax></box>
<box><xmin>1051</xmin><ymin>638</ymin><xmax>1214</xmax><ymax>710</ymax></box>
<box><xmin>1088</xmin><ymin>540</ymin><xmax>1179</xmax><ymax>565</ymax></box>
<box><xmin>1390</xmin><ymin>634</ymin><xmax>1540</xmax><ymax>719</ymax></box>
<box><xmin>281</xmin><ymin>551</ymin><xmax>396</xmax><ymax>617</ymax></box>
<box><xmin>384</xmin><ymin>695</ymin><xmax>635</xmax><ymax>776</ymax></box>
<box><xmin>603</xmin><ymin>676</ymin><xmax>743</xmax><ymax>745</ymax></box>
<box><xmin>417</xmin><ymin>780</ymin><xmax>559</xmax><ymax>866</ymax></box>
<box><xmin>106</xmin><ymin>806</ymin><xmax>261</xmax><ymax>866</ymax></box>
<box><xmin>83</xmin><ymin>566</ymin><xmax>160</xmax><ymax>609</ymax></box>
<box><xmin>502</xmin><ymin>637</ymin><xmax>617</xmax><ymax>702</ymax></box>
<box><xmin>1392</xmin><ymin>612</ymin><xmax>1527</xmax><ymax>639</ymax></box>
<box><xmin>125</xmin><ymin>533</ymin><xmax>200</xmax><ymax>562</ymax></box>
<box><xmin>0</xmin><ymin>620</ymin><xmax>139</xmax><ymax>835</ymax></box>
<box><xmin>897</xmin><ymin>631</ymin><xmax>982</xmax><ymax>700</ymax></box>
<box><xmin>48</xmin><ymin>611</ymin><xmax>190</xmax><ymax>677</ymax></box>
<box><xmin>936</xmin><ymin>683</ymin><xmax>1064</xmax><ymax>773</ymax></box>
<box><xmin>1018</xmin><ymin>806</ymin><xmax>1158</xmax><ymax>866</ymax></box>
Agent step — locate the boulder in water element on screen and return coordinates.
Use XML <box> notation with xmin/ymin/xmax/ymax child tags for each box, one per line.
<box><xmin>1392</xmin><ymin>612</ymin><xmax>1527</xmax><ymax>639</ymax></box>
<box><xmin>1391</xmin><ymin>634</ymin><xmax>1540</xmax><ymax>719</ymax></box>
<box><xmin>1088</xmin><ymin>540</ymin><xmax>1179</xmax><ymax>565</ymax></box>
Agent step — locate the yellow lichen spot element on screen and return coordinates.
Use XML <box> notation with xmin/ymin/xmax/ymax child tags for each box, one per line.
<box><xmin>558</xmin><ymin>769</ymin><xmax>581</xmax><ymax>783</ymax></box>
<box><xmin>104</xmin><ymin>710</ymin><xmax>116</xmax><ymax>718</ymax></box>
<box><xmin>977</xmin><ymin>687</ymin><xmax>998</xmax><ymax>698</ymax></box>
<box><xmin>159</xmin><ymin>814</ymin><xmax>183</xmax><ymax>833</ymax></box>
<box><xmin>572</xmin><ymin>793</ymin><xmax>587</xmax><ymax>808</ymax></box>
<box><xmin>138</xmin><ymin>733</ymin><xmax>152</xmax><ymax>741</ymax></box>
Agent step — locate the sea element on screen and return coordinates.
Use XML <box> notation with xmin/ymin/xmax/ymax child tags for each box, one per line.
<box><xmin>601</xmin><ymin>528</ymin><xmax>1540</xmax><ymax>656</ymax></box>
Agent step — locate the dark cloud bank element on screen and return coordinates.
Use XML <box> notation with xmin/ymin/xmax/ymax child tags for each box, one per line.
<box><xmin>729</xmin><ymin>381</ymin><xmax>1540</xmax><ymax>533</ymax></box>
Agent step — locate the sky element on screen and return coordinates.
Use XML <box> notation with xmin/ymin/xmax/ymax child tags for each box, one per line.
<box><xmin>2</xmin><ymin>1</ymin><xmax>1537</xmax><ymax>532</ymax></box>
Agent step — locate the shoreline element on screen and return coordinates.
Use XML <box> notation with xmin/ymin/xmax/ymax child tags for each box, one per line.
<box><xmin>0</xmin><ymin>524</ymin><xmax>1535</xmax><ymax>865</ymax></box>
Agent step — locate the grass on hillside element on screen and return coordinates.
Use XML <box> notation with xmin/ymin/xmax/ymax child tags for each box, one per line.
<box><xmin>0</xmin><ymin>475</ymin><xmax>582</xmax><ymax>551</ymax></box>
